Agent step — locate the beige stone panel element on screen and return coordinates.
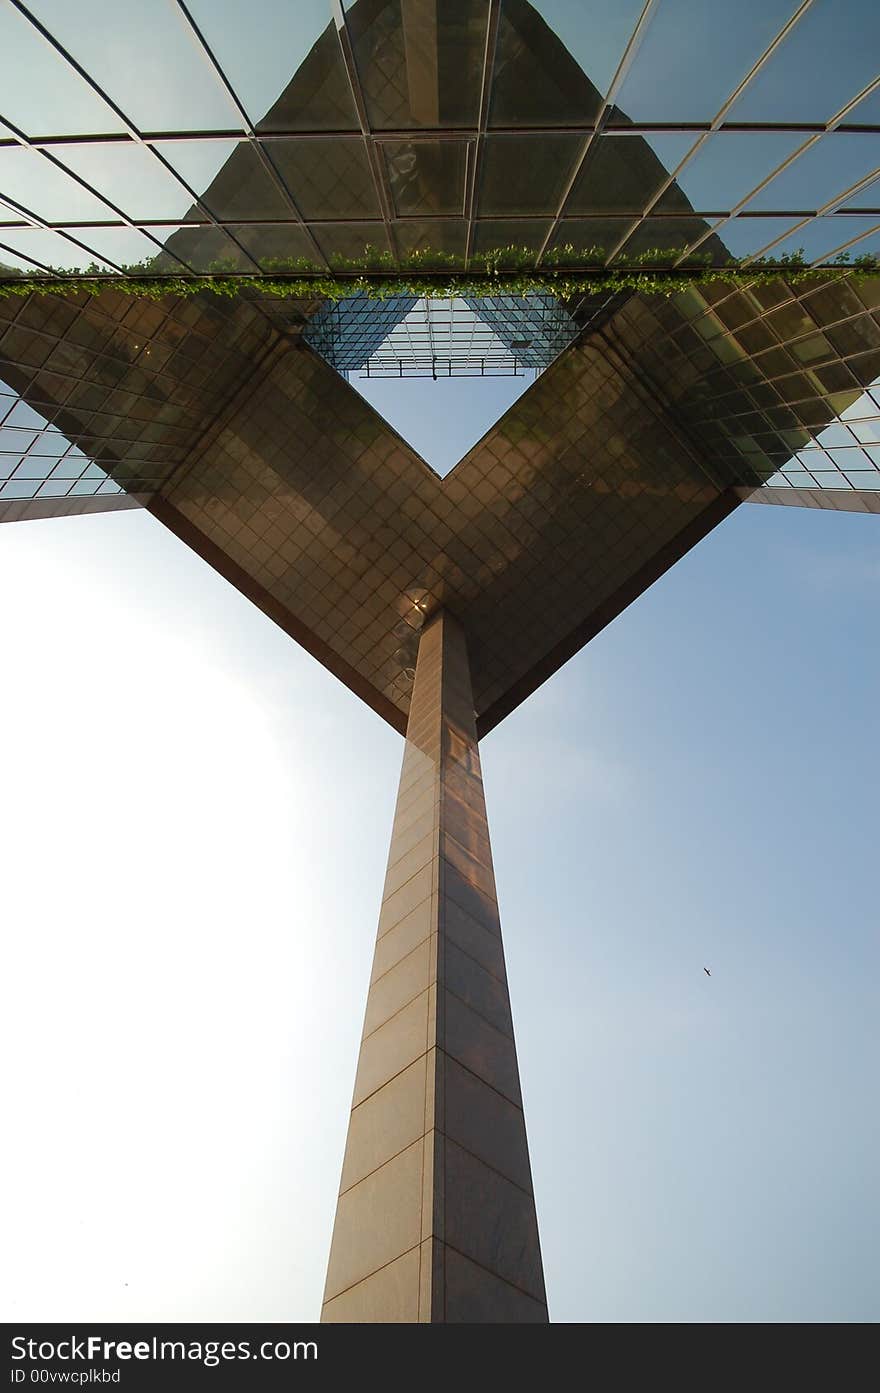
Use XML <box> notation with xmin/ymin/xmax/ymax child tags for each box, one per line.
<box><xmin>324</xmin><ymin>1140</ymin><xmax>423</xmax><ymax>1300</ymax></box>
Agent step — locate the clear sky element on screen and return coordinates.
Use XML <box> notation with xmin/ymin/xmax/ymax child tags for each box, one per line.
<box><xmin>1</xmin><ymin>369</ymin><xmax>878</xmax><ymax>1324</ymax></box>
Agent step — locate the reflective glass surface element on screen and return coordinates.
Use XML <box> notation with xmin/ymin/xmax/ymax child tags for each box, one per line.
<box><xmin>0</xmin><ymin>376</ymin><xmax>119</xmax><ymax>501</ymax></box>
<box><xmin>0</xmin><ymin>3</ymin><xmax>123</xmax><ymax>136</ymax></box>
<box><xmin>25</xmin><ymin>0</ymin><xmax>241</xmax><ymax>133</ymax></box>
<box><xmin>748</xmin><ymin>135</ymin><xmax>880</xmax><ymax>213</ymax></box>
<box><xmin>184</xmin><ymin>0</ymin><xmax>352</xmax><ymax>129</ymax></box>
<box><xmin>0</xmin><ymin>0</ymin><xmax>877</xmax><ymax>278</ymax></box>
<box><xmin>305</xmin><ymin>292</ymin><xmax>578</xmax><ymax>375</ymax></box>
<box><xmin>614</xmin><ymin>0</ymin><xmax>800</xmax><ymax>123</ymax></box>
<box><xmin>730</xmin><ymin>0</ymin><xmax>880</xmax><ymax>124</ymax></box>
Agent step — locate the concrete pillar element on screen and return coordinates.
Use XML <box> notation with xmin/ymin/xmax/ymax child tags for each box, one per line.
<box><xmin>321</xmin><ymin>611</ymin><xmax>548</xmax><ymax>1322</ymax></box>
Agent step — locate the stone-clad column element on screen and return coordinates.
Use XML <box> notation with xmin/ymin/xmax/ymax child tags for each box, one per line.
<box><xmin>321</xmin><ymin>611</ymin><xmax>548</xmax><ymax>1323</ymax></box>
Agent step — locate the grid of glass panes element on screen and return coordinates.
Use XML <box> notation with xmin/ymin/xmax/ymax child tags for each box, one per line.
<box><xmin>363</xmin><ymin>298</ymin><xmax>525</xmax><ymax>377</ymax></box>
<box><xmin>0</xmin><ymin>376</ymin><xmax>120</xmax><ymax>500</ymax></box>
<box><xmin>304</xmin><ymin>294</ymin><xmax>418</xmax><ymax>372</ymax></box>
<box><xmin>0</xmin><ymin>1</ymin><xmax>877</xmax><ymax>282</ymax></box>
<box><xmin>305</xmin><ymin>292</ymin><xmax>579</xmax><ymax>375</ymax></box>
<box><xmin>766</xmin><ymin>377</ymin><xmax>880</xmax><ymax>488</ymax></box>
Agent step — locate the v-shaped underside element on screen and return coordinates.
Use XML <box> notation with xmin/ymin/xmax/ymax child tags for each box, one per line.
<box><xmin>1</xmin><ymin>273</ymin><xmax>877</xmax><ymax>737</ymax></box>
<box><xmin>0</xmin><ymin>285</ymin><xmax>738</xmax><ymax>735</ymax></box>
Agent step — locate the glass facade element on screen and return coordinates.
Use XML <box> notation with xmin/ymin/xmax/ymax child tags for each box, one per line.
<box><xmin>304</xmin><ymin>292</ymin><xmax>580</xmax><ymax>375</ymax></box>
<box><xmin>0</xmin><ymin>0</ymin><xmax>877</xmax><ymax>280</ymax></box>
<box><xmin>0</xmin><ymin>375</ymin><xmax>120</xmax><ymax>501</ymax></box>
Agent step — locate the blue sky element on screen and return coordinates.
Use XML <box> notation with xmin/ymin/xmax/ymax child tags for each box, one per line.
<box><xmin>0</xmin><ymin>369</ymin><xmax>877</xmax><ymax>1322</ymax></box>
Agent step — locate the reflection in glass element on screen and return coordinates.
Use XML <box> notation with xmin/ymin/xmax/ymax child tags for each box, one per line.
<box><xmin>716</xmin><ymin>216</ymin><xmax>802</xmax><ymax>260</ymax></box>
<box><xmin>0</xmin><ymin>146</ymin><xmax>112</xmax><ymax>223</ymax></box>
<box><xmin>196</xmin><ymin>143</ymin><xmax>295</xmax><ymax>223</ymax></box>
<box><xmin>567</xmin><ymin>134</ymin><xmax>695</xmax><ymax>215</ymax></box>
<box><xmin>479</xmin><ymin>134</ymin><xmax>580</xmax><ymax>216</ymax></box>
<box><xmin>384</xmin><ymin>142</ymin><xmax>467</xmax><ymax>217</ymax></box>
<box><xmin>0</xmin><ymin>375</ymin><xmax>116</xmax><ymax>501</ymax></box>
<box><xmin>550</xmin><ymin>217</ymin><xmax>634</xmax><ymax>259</ymax></box>
<box><xmin>184</xmin><ymin>0</ymin><xmax>356</xmax><ymax>130</ymax></box>
<box><xmin>25</xmin><ymin>0</ymin><xmax>241</xmax><ymax>133</ymax></box>
<box><xmin>394</xmin><ymin>220</ymin><xmax>467</xmax><ymax>262</ymax></box>
<box><xmin>270</xmin><ymin>138</ymin><xmax>380</xmax><ymax>221</ymax></box>
<box><xmin>613</xmin><ymin>0</ymin><xmax>798</xmax><ymax>122</ymax></box>
<box><xmin>730</xmin><ymin>0</ymin><xmax>880</xmax><ymax>124</ymax></box>
<box><xmin>472</xmin><ymin>220</ymin><xmax>551</xmax><ymax>256</ymax></box>
<box><xmin>151</xmin><ymin>225</ymin><xmax>259</xmax><ymax>273</ymax></box>
<box><xmin>672</xmin><ymin>133</ymin><xmax>804</xmax><ymax>214</ymax></box>
<box><xmin>347</xmin><ymin>0</ymin><xmax>489</xmax><ymax>129</ymax></box>
<box><xmin>748</xmin><ymin>135</ymin><xmax>880</xmax><ymax>213</ymax></box>
<box><xmin>312</xmin><ymin>222</ymin><xmax>391</xmax><ymax>262</ymax></box>
<box><xmin>0</xmin><ymin>2</ymin><xmax>123</xmax><ymax>136</ymax></box>
<box><xmin>55</xmin><ymin>142</ymin><xmax>198</xmax><ymax>222</ymax></box>
<box><xmin>526</xmin><ymin>1</ymin><xmax>646</xmax><ymax>104</ymax></box>
<box><xmin>227</xmin><ymin>224</ymin><xmax>317</xmax><ymax>269</ymax></box>
<box><xmin>0</xmin><ymin>227</ymin><xmax>114</xmax><ymax>272</ymax></box>
<box><xmin>761</xmin><ymin>215</ymin><xmax>880</xmax><ymax>262</ymax></box>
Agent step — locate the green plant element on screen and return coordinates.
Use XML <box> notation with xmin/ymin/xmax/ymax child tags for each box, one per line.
<box><xmin>0</xmin><ymin>245</ymin><xmax>876</xmax><ymax>306</ymax></box>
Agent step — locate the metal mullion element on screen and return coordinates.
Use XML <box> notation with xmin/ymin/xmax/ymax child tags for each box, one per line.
<box><xmin>171</xmin><ymin>0</ymin><xmax>329</xmax><ymax>269</ymax></box>
<box><xmin>8</xmin><ymin>121</ymin><xmax>880</xmax><ymax>151</ymax></box>
<box><xmin>331</xmin><ymin>0</ymin><xmax>397</xmax><ymax>261</ymax></box>
<box><xmin>609</xmin><ymin>0</ymin><xmax>820</xmax><ymax>267</ymax></box>
<box><xmin>535</xmin><ymin>0</ymin><xmax>661</xmax><ymax>266</ymax></box>
<box><xmin>7</xmin><ymin>0</ymin><xmax>265</xmax><ymax>275</ymax></box>
<box><xmin>464</xmin><ymin>0</ymin><xmax>501</xmax><ymax>266</ymax></box>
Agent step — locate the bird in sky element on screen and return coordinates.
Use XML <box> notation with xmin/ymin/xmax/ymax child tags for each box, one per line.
<box><xmin>703</xmin><ymin>967</ymin><xmax>711</xmax><ymax>977</ymax></box>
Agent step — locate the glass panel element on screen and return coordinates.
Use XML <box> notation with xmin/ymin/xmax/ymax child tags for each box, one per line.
<box><xmin>393</xmin><ymin>220</ymin><xmax>466</xmax><ymax>263</ymax></box>
<box><xmin>613</xmin><ymin>0</ymin><xmax>799</xmax><ymax>122</ymax></box>
<box><xmin>524</xmin><ymin>2</ymin><xmax>646</xmax><ymax>103</ymax></box>
<box><xmin>614</xmin><ymin>216</ymin><xmax>718</xmax><ymax>262</ymax></box>
<box><xmin>0</xmin><ymin>146</ymin><xmax>113</xmax><ymax>222</ymax></box>
<box><xmin>0</xmin><ymin>3</ymin><xmax>124</xmax><ymax>136</ymax></box>
<box><xmin>185</xmin><ymin>0</ymin><xmax>357</xmax><ymax>132</ymax></box>
<box><xmin>0</xmin><ymin>376</ymin><xmax>112</xmax><ymax>502</ymax></box>
<box><xmin>472</xmin><ymin>220</ymin><xmax>551</xmax><ymax>259</ymax></box>
<box><xmin>347</xmin><ymin>0</ymin><xmax>489</xmax><ymax>130</ymax></box>
<box><xmin>269</xmin><ymin>138</ymin><xmax>380</xmax><ymax>220</ymax></box>
<box><xmin>748</xmin><ymin>135</ymin><xmax>880</xmax><ymax>212</ymax></box>
<box><xmin>311</xmin><ymin>223</ymin><xmax>391</xmax><ymax>263</ymax></box>
<box><xmin>148</xmin><ymin>225</ymin><xmax>259</xmax><ymax>272</ymax></box>
<box><xmin>72</xmin><ymin>227</ymin><xmax>172</xmax><ymax>271</ymax></box>
<box><xmin>716</xmin><ymin>216</ymin><xmax>802</xmax><ymax>260</ymax></box>
<box><xmin>157</xmin><ymin>140</ymin><xmax>238</xmax><ymax>214</ymax></box>
<box><xmin>479</xmin><ymin>134</ymin><xmax>581</xmax><ymax>216</ymax></box>
<box><xmin>567</xmin><ymin>134</ymin><xmax>695</xmax><ymax>215</ymax></box>
<box><xmin>227</xmin><ymin>225</ymin><xmax>317</xmax><ymax>270</ymax></box>
<box><xmin>56</xmin><ymin>142</ymin><xmax>202</xmax><ymax>222</ymax></box>
<box><xmin>0</xmin><ymin>227</ymin><xmax>114</xmax><ymax>272</ymax></box>
<box><xmin>550</xmin><ymin>218</ymin><xmax>634</xmax><ymax>261</ymax></box>
<box><xmin>670</xmin><ymin>133</ymin><xmax>805</xmax><ymax>215</ymax></box>
<box><xmin>846</xmin><ymin>85</ymin><xmax>880</xmax><ymax>126</ymax></box>
<box><xmin>383</xmin><ymin>141</ymin><xmax>467</xmax><ymax>217</ymax></box>
<box><xmin>25</xmin><ymin>0</ymin><xmax>241</xmax><ymax>133</ymax></box>
<box><xmin>196</xmin><ymin>143</ymin><xmax>294</xmax><ymax>222</ymax></box>
<box><xmin>764</xmin><ymin>215</ymin><xmax>880</xmax><ymax>262</ymax></box>
<box><xmin>490</xmin><ymin>1</ymin><xmax>624</xmax><ymax>126</ymax></box>
<box><xmin>839</xmin><ymin>173</ymin><xmax>880</xmax><ymax>211</ymax></box>
<box><xmin>730</xmin><ymin>0</ymin><xmax>880</xmax><ymax>124</ymax></box>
